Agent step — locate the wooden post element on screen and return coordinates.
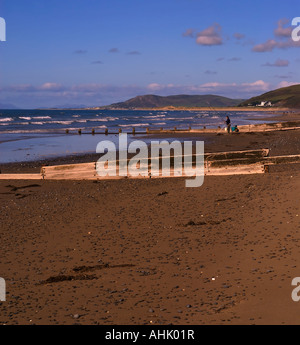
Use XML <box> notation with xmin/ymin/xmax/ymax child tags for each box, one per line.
<box><xmin>146</xmin><ymin>128</ymin><xmax>149</xmax><ymax>134</ymax></box>
<box><xmin>189</xmin><ymin>126</ymin><xmax>191</xmax><ymax>131</ymax></box>
<box><xmin>92</xmin><ymin>129</ymin><xmax>95</xmax><ymax>135</ymax></box>
<box><xmin>65</xmin><ymin>129</ymin><xmax>69</xmax><ymax>134</ymax></box>
<box><xmin>105</xmin><ymin>128</ymin><xmax>108</xmax><ymax>135</ymax></box>
<box><xmin>203</xmin><ymin>126</ymin><xmax>206</xmax><ymax>129</ymax></box>
<box><xmin>119</xmin><ymin>128</ymin><xmax>122</xmax><ymax>133</ymax></box>
<box><xmin>132</xmin><ymin>127</ymin><xmax>135</xmax><ymax>135</ymax></box>
<box><xmin>78</xmin><ymin>129</ymin><xmax>82</xmax><ymax>135</ymax></box>
<box><xmin>174</xmin><ymin>127</ymin><xmax>177</xmax><ymax>131</ymax></box>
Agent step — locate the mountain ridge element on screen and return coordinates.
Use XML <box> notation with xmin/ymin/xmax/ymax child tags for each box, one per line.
<box><xmin>102</xmin><ymin>94</ymin><xmax>245</xmax><ymax>109</ymax></box>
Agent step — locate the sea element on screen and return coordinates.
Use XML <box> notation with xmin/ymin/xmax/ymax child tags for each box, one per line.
<box><xmin>0</xmin><ymin>108</ymin><xmax>275</xmax><ymax>163</ymax></box>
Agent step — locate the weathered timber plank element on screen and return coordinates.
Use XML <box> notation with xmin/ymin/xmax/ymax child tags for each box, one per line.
<box><xmin>0</xmin><ymin>174</ymin><xmax>42</xmax><ymax>180</ymax></box>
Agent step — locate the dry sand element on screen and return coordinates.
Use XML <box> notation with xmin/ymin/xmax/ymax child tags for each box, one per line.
<box><xmin>0</xmin><ymin>125</ymin><xmax>300</xmax><ymax>325</ymax></box>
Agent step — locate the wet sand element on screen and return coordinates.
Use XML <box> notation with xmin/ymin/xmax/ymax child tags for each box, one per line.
<box><xmin>249</xmin><ymin>112</ymin><xmax>300</xmax><ymax>122</ymax></box>
<box><xmin>0</xmin><ymin>126</ymin><xmax>300</xmax><ymax>325</ymax></box>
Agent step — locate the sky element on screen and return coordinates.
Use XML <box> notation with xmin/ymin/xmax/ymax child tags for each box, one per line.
<box><xmin>0</xmin><ymin>0</ymin><xmax>300</xmax><ymax>108</ymax></box>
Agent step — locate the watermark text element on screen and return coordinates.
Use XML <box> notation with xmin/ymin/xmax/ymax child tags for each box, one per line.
<box><xmin>291</xmin><ymin>277</ymin><xmax>300</xmax><ymax>301</ymax></box>
<box><xmin>0</xmin><ymin>17</ymin><xmax>6</xmax><ymax>41</ymax></box>
<box><xmin>0</xmin><ymin>277</ymin><xmax>6</xmax><ymax>301</ymax></box>
<box><xmin>292</xmin><ymin>17</ymin><xmax>300</xmax><ymax>42</ymax></box>
<box><xmin>96</xmin><ymin>134</ymin><xmax>204</xmax><ymax>188</ymax></box>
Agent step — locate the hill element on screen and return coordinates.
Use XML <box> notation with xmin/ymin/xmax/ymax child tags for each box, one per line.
<box><xmin>0</xmin><ymin>102</ymin><xmax>18</xmax><ymax>109</ymax></box>
<box><xmin>105</xmin><ymin>94</ymin><xmax>245</xmax><ymax>109</ymax></box>
<box><xmin>239</xmin><ymin>84</ymin><xmax>300</xmax><ymax>108</ymax></box>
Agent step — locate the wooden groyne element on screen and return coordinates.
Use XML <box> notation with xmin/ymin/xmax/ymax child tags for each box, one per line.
<box><xmin>1</xmin><ymin>148</ymin><xmax>299</xmax><ymax>180</ymax></box>
<box><xmin>63</xmin><ymin>120</ymin><xmax>300</xmax><ymax>136</ymax></box>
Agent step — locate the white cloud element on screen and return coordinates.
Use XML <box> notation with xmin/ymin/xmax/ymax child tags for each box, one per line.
<box><xmin>228</xmin><ymin>57</ymin><xmax>241</xmax><ymax>61</ymax></box>
<box><xmin>109</xmin><ymin>48</ymin><xmax>119</xmax><ymax>53</ymax></box>
<box><xmin>73</xmin><ymin>50</ymin><xmax>87</xmax><ymax>54</ymax></box>
<box><xmin>253</xmin><ymin>38</ymin><xmax>300</xmax><ymax>52</ymax></box>
<box><xmin>274</xmin><ymin>18</ymin><xmax>292</xmax><ymax>38</ymax></box>
<box><xmin>39</xmin><ymin>83</ymin><xmax>63</xmax><ymax>91</ymax></box>
<box><xmin>233</xmin><ymin>32</ymin><xmax>245</xmax><ymax>40</ymax></box>
<box><xmin>127</xmin><ymin>51</ymin><xmax>141</xmax><ymax>55</ymax></box>
<box><xmin>147</xmin><ymin>83</ymin><xmax>163</xmax><ymax>91</ymax></box>
<box><xmin>262</xmin><ymin>59</ymin><xmax>289</xmax><ymax>67</ymax></box>
<box><xmin>182</xmin><ymin>28</ymin><xmax>196</xmax><ymax>38</ymax></box>
<box><xmin>277</xmin><ymin>81</ymin><xmax>299</xmax><ymax>88</ymax></box>
<box><xmin>252</xmin><ymin>39</ymin><xmax>278</xmax><ymax>52</ymax></box>
<box><xmin>240</xmin><ymin>80</ymin><xmax>270</xmax><ymax>91</ymax></box>
<box><xmin>204</xmin><ymin>70</ymin><xmax>217</xmax><ymax>75</ymax></box>
<box><xmin>196</xmin><ymin>24</ymin><xmax>223</xmax><ymax>46</ymax></box>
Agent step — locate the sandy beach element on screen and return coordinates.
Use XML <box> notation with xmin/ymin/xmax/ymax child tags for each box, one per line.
<box><xmin>0</xmin><ymin>114</ymin><xmax>300</xmax><ymax>325</ymax></box>
<box><xmin>3</xmin><ymin>0</ymin><xmax>300</xmax><ymax>330</ymax></box>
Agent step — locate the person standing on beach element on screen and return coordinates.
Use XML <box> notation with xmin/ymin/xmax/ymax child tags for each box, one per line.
<box><xmin>225</xmin><ymin>116</ymin><xmax>231</xmax><ymax>134</ymax></box>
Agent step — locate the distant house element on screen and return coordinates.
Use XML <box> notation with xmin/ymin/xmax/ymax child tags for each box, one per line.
<box><xmin>256</xmin><ymin>101</ymin><xmax>272</xmax><ymax>107</ymax></box>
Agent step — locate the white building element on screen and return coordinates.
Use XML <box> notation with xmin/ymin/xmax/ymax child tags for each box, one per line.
<box><xmin>257</xmin><ymin>101</ymin><xmax>272</xmax><ymax>107</ymax></box>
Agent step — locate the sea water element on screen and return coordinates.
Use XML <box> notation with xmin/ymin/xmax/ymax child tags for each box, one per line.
<box><xmin>0</xmin><ymin>109</ymin><xmax>275</xmax><ymax>163</ymax></box>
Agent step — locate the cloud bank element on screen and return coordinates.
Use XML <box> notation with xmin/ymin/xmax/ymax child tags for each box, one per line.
<box><xmin>0</xmin><ymin>80</ymin><xmax>276</xmax><ymax>107</ymax></box>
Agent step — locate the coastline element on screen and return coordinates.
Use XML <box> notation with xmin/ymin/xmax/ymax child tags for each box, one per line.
<box><xmin>1</xmin><ymin>112</ymin><xmax>300</xmax><ymax>173</ymax></box>
<box><xmin>1</xmin><ymin>128</ymin><xmax>300</xmax><ymax>174</ymax></box>
<box><xmin>0</xmin><ymin>114</ymin><xmax>300</xmax><ymax>325</ymax></box>
<box><xmin>74</xmin><ymin>106</ymin><xmax>292</xmax><ymax>112</ymax></box>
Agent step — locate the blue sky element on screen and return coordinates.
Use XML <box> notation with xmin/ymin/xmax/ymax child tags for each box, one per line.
<box><xmin>0</xmin><ymin>0</ymin><xmax>300</xmax><ymax>108</ymax></box>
